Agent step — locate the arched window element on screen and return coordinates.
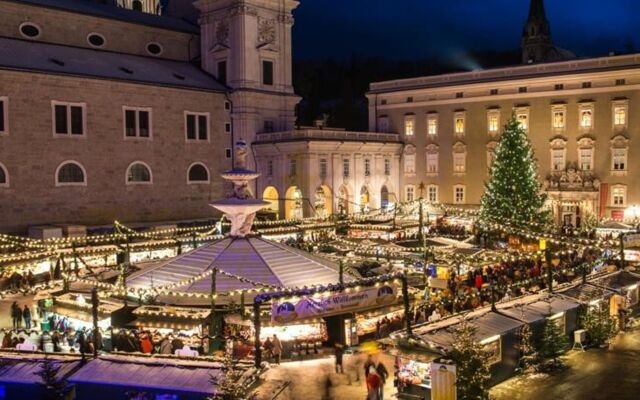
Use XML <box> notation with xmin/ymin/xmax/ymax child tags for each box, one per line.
<box><xmin>132</xmin><ymin>0</ymin><xmax>143</xmax><ymax>11</ymax></box>
<box><xmin>187</xmin><ymin>163</ymin><xmax>209</xmax><ymax>183</ymax></box>
<box><xmin>0</xmin><ymin>163</ymin><xmax>8</xmax><ymax>187</ymax></box>
<box><xmin>380</xmin><ymin>186</ymin><xmax>389</xmax><ymax>209</ymax></box>
<box><xmin>56</xmin><ymin>161</ymin><xmax>86</xmax><ymax>186</ymax></box>
<box><xmin>126</xmin><ymin>162</ymin><xmax>152</xmax><ymax>184</ymax></box>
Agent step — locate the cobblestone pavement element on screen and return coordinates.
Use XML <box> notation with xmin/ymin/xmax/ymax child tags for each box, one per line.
<box><xmin>491</xmin><ymin>329</ymin><xmax>640</xmax><ymax>400</ymax></box>
<box><xmin>256</xmin><ymin>351</ymin><xmax>398</xmax><ymax>400</ymax></box>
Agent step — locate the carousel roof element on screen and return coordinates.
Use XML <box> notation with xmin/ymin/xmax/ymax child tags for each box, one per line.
<box><xmin>127</xmin><ymin>236</ymin><xmax>352</xmax><ymax>295</ymax></box>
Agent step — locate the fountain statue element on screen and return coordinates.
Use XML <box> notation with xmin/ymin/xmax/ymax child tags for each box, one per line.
<box><xmin>210</xmin><ymin>139</ymin><xmax>270</xmax><ymax>237</ymax></box>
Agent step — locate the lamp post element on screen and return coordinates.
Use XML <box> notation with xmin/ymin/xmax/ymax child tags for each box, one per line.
<box><xmin>91</xmin><ymin>287</ymin><xmax>99</xmax><ymax>358</ymax></box>
<box><xmin>253</xmin><ymin>300</ymin><xmax>262</xmax><ymax>368</ymax></box>
<box><xmin>208</xmin><ymin>268</ymin><xmax>218</xmax><ymax>354</ymax></box>
<box><xmin>401</xmin><ymin>271</ymin><xmax>412</xmax><ymax>336</ymax></box>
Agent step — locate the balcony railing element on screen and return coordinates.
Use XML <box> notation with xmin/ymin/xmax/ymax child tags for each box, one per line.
<box><xmin>253</xmin><ymin>129</ymin><xmax>401</xmax><ymax>144</ymax></box>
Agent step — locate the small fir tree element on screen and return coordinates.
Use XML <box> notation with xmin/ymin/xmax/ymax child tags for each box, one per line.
<box><xmin>540</xmin><ymin>318</ymin><xmax>568</xmax><ymax>365</ymax></box>
<box><xmin>479</xmin><ymin>116</ymin><xmax>550</xmax><ymax>229</ymax></box>
<box><xmin>210</xmin><ymin>352</ymin><xmax>256</xmax><ymax>400</ymax></box>
<box><xmin>34</xmin><ymin>357</ymin><xmax>68</xmax><ymax>400</ymax></box>
<box><xmin>448</xmin><ymin>319</ymin><xmax>492</xmax><ymax>400</ymax></box>
<box><xmin>516</xmin><ymin>323</ymin><xmax>539</xmax><ymax>373</ymax></box>
<box><xmin>581</xmin><ymin>302</ymin><xmax>617</xmax><ymax>347</ymax></box>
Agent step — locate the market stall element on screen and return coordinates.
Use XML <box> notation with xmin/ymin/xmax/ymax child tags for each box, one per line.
<box><xmin>593</xmin><ymin>271</ymin><xmax>640</xmax><ymax>314</ymax></box>
<box><xmin>46</xmin><ymin>292</ymin><xmax>131</xmax><ymax>332</ymax></box>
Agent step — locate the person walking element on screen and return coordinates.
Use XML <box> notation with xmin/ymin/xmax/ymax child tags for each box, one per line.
<box><xmin>376</xmin><ymin>360</ymin><xmax>389</xmax><ymax>400</ymax></box>
<box><xmin>13</xmin><ymin>303</ymin><xmax>23</xmax><ymax>330</ymax></box>
<box><xmin>364</xmin><ymin>354</ymin><xmax>375</xmax><ymax>380</ymax></box>
<box><xmin>334</xmin><ymin>342</ymin><xmax>344</xmax><ymax>373</ymax></box>
<box><xmin>366</xmin><ymin>366</ymin><xmax>381</xmax><ymax>400</ymax></box>
<box><xmin>263</xmin><ymin>337</ymin><xmax>273</xmax><ymax>362</ymax></box>
<box><xmin>272</xmin><ymin>334</ymin><xmax>282</xmax><ymax>365</ymax></box>
<box><xmin>23</xmin><ymin>305</ymin><xmax>32</xmax><ymax>330</ymax></box>
<box><xmin>10</xmin><ymin>302</ymin><xmax>20</xmax><ymax>330</ymax></box>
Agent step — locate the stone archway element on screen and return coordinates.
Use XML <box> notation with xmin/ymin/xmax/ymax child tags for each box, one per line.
<box><xmin>314</xmin><ymin>185</ymin><xmax>333</xmax><ymax>218</ymax></box>
<box><xmin>285</xmin><ymin>186</ymin><xmax>303</xmax><ymax>220</ymax></box>
<box><xmin>360</xmin><ymin>185</ymin><xmax>371</xmax><ymax>213</ymax></box>
<box><xmin>337</xmin><ymin>185</ymin><xmax>351</xmax><ymax>215</ymax></box>
<box><xmin>262</xmin><ymin>186</ymin><xmax>279</xmax><ymax>215</ymax></box>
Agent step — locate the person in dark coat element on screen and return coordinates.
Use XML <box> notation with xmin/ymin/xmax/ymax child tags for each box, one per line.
<box><xmin>334</xmin><ymin>342</ymin><xmax>345</xmax><ymax>374</ymax></box>
<box><xmin>376</xmin><ymin>361</ymin><xmax>389</xmax><ymax>400</ymax></box>
<box><xmin>23</xmin><ymin>305</ymin><xmax>32</xmax><ymax>330</ymax></box>
<box><xmin>12</xmin><ymin>303</ymin><xmax>23</xmax><ymax>329</ymax></box>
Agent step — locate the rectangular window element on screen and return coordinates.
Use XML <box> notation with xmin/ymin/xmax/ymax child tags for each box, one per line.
<box><xmin>612</xmin><ymin>148</ymin><xmax>627</xmax><ymax>171</ymax></box>
<box><xmin>612</xmin><ymin>187</ymin><xmax>626</xmax><ymax>206</ymax></box>
<box><xmin>580</xmin><ymin>108</ymin><xmax>593</xmax><ymax>129</ymax></box>
<box><xmin>123</xmin><ymin>107</ymin><xmax>151</xmax><ymax>138</ymax></box>
<box><xmin>343</xmin><ymin>159</ymin><xmax>350</xmax><ymax>177</ymax></box>
<box><xmin>454</xmin><ymin>113</ymin><xmax>465</xmax><ymax>135</ymax></box>
<box><xmin>582</xmin><ymin>81</ymin><xmax>592</xmax><ymax>88</ymax></box>
<box><xmin>404</xmin><ymin>115</ymin><xmax>415</xmax><ymax>136</ymax></box>
<box><xmin>0</xmin><ymin>97</ymin><xmax>6</xmax><ymax>134</ymax></box>
<box><xmin>384</xmin><ymin>159</ymin><xmax>391</xmax><ymax>176</ymax></box>
<box><xmin>455</xmin><ymin>92</ymin><xmax>464</xmax><ymax>98</ymax></box>
<box><xmin>551</xmin><ymin>149</ymin><xmax>565</xmax><ymax>171</ymax></box>
<box><xmin>454</xmin><ymin>186</ymin><xmax>465</xmax><ymax>204</ymax></box>
<box><xmin>453</xmin><ymin>153</ymin><xmax>466</xmax><ymax>173</ymax></box>
<box><xmin>217</xmin><ymin>60</ymin><xmax>227</xmax><ymax>84</ymax></box>
<box><xmin>262</xmin><ymin>60</ymin><xmax>274</xmax><ymax>85</ymax></box>
<box><xmin>185</xmin><ymin>112</ymin><xmax>209</xmax><ymax>141</ymax></box>
<box><xmin>555</xmin><ymin>84</ymin><xmax>564</xmax><ymax>90</ymax></box>
<box><xmin>378</xmin><ymin>116</ymin><xmax>389</xmax><ymax>133</ymax></box>
<box><xmin>405</xmin><ymin>186</ymin><xmax>415</xmax><ymax>202</ymax></box>
<box><xmin>267</xmin><ymin>160</ymin><xmax>274</xmax><ymax>177</ymax></box>
<box><xmin>516</xmin><ymin>109</ymin><xmax>529</xmax><ymax>131</ymax></box>
<box><xmin>426</xmin><ymin>153</ymin><xmax>438</xmax><ymax>174</ymax></box>
<box><xmin>552</xmin><ymin>109</ymin><xmax>566</xmax><ymax>129</ymax></box>
<box><xmin>225</xmin><ymin>148</ymin><xmax>232</xmax><ymax>159</ymax></box>
<box><xmin>579</xmin><ymin>148</ymin><xmax>593</xmax><ymax>171</ymax></box>
<box><xmin>52</xmin><ymin>102</ymin><xmax>85</xmax><ymax>136</ymax></box>
<box><xmin>615</xmin><ymin>79</ymin><xmax>626</xmax><ymax>86</ymax></box>
<box><xmin>407</xmin><ymin>96</ymin><xmax>414</xmax><ymax>103</ymax></box>
<box><xmin>614</xmin><ymin>105</ymin><xmax>627</xmax><ymax>127</ymax></box>
<box><xmin>488</xmin><ymin>111</ymin><xmax>499</xmax><ymax>134</ymax></box>
<box><xmin>364</xmin><ymin>158</ymin><xmax>371</xmax><ymax>176</ymax></box>
<box><xmin>519</xmin><ymin>86</ymin><xmax>528</xmax><ymax>93</ymax></box>
<box><xmin>490</xmin><ymin>89</ymin><xmax>498</xmax><ymax>96</ymax></box>
<box><xmin>319</xmin><ymin>158</ymin><xmax>328</xmax><ymax>178</ymax></box>
<box><xmin>427</xmin><ymin>115</ymin><xmax>438</xmax><ymax>136</ymax></box>
<box><xmin>427</xmin><ymin>186</ymin><xmax>438</xmax><ymax>203</ymax></box>
<box><xmin>404</xmin><ymin>154</ymin><xmax>416</xmax><ymax>175</ymax></box>
<box><xmin>264</xmin><ymin>120</ymin><xmax>274</xmax><ymax>133</ymax></box>
<box><xmin>289</xmin><ymin>159</ymin><xmax>297</xmax><ymax>176</ymax></box>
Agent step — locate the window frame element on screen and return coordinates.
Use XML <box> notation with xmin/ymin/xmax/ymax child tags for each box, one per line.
<box><xmin>125</xmin><ymin>161</ymin><xmax>153</xmax><ymax>185</ymax></box>
<box><xmin>577</xmin><ymin>138</ymin><xmax>595</xmax><ymax>171</ymax></box>
<box><xmin>0</xmin><ymin>162</ymin><xmax>9</xmax><ymax>188</ymax></box>
<box><xmin>404</xmin><ymin>154</ymin><xmax>416</xmax><ymax>177</ymax></box>
<box><xmin>145</xmin><ymin>42</ymin><xmax>164</xmax><ymax>56</ymax></box>
<box><xmin>55</xmin><ymin>160</ymin><xmax>87</xmax><ymax>187</ymax></box>
<box><xmin>612</xmin><ymin>100</ymin><xmax>628</xmax><ymax>130</ymax></box>
<box><xmin>364</xmin><ymin>158</ymin><xmax>371</xmax><ymax>177</ymax></box>
<box><xmin>343</xmin><ymin>158</ymin><xmax>350</xmax><ymax>178</ymax></box>
<box><xmin>186</xmin><ymin>162</ymin><xmax>210</xmax><ymax>184</ymax></box>
<box><xmin>550</xmin><ymin>138</ymin><xmax>567</xmax><ymax>172</ymax></box>
<box><xmin>0</xmin><ymin>96</ymin><xmax>8</xmax><ymax>136</ymax></box>
<box><xmin>453</xmin><ymin>111</ymin><xmax>466</xmax><ymax>136</ymax></box>
<box><xmin>262</xmin><ymin>59</ymin><xmax>274</xmax><ymax>86</ymax></box>
<box><xmin>405</xmin><ymin>185</ymin><xmax>415</xmax><ymax>202</ymax></box>
<box><xmin>378</xmin><ymin>116</ymin><xmax>390</xmax><ymax>133</ymax></box>
<box><xmin>515</xmin><ymin>107</ymin><xmax>530</xmax><ymax>132</ymax></box>
<box><xmin>384</xmin><ymin>158</ymin><xmax>391</xmax><ymax>176</ymax></box>
<box><xmin>611</xmin><ymin>185</ymin><xmax>627</xmax><ymax>207</ymax></box>
<box><xmin>122</xmin><ymin>106</ymin><xmax>153</xmax><ymax>139</ymax></box>
<box><xmin>427</xmin><ymin>184</ymin><xmax>438</xmax><ymax>203</ymax></box>
<box><xmin>404</xmin><ymin>114</ymin><xmax>416</xmax><ymax>137</ymax></box>
<box><xmin>427</xmin><ymin>113</ymin><xmax>438</xmax><ymax>136</ymax></box>
<box><xmin>19</xmin><ymin>22</ymin><xmax>41</xmax><ymax>40</ymax></box>
<box><xmin>51</xmin><ymin>101</ymin><xmax>87</xmax><ymax>137</ymax></box>
<box><xmin>184</xmin><ymin>111</ymin><xmax>210</xmax><ymax>142</ymax></box>
<box><xmin>578</xmin><ymin>103</ymin><xmax>594</xmax><ymax>131</ymax></box>
<box><xmin>452</xmin><ymin>142</ymin><xmax>467</xmax><ymax>175</ymax></box>
<box><xmin>551</xmin><ymin>105</ymin><xmax>567</xmax><ymax>131</ymax></box>
<box><xmin>319</xmin><ymin>158</ymin><xmax>328</xmax><ymax>178</ymax></box>
<box><xmin>453</xmin><ymin>185</ymin><xmax>466</xmax><ymax>204</ymax></box>
<box><xmin>86</xmin><ymin>32</ymin><xmax>106</xmax><ymax>48</ymax></box>
<box><xmin>487</xmin><ymin>109</ymin><xmax>500</xmax><ymax>135</ymax></box>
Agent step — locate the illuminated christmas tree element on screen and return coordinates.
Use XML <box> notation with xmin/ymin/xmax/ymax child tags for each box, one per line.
<box><xmin>479</xmin><ymin>116</ymin><xmax>549</xmax><ymax>229</ymax></box>
<box><xmin>448</xmin><ymin>319</ymin><xmax>492</xmax><ymax>400</ymax></box>
<box><xmin>516</xmin><ymin>323</ymin><xmax>539</xmax><ymax>373</ymax></box>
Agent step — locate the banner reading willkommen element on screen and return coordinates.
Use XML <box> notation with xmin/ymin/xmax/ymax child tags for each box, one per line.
<box><xmin>271</xmin><ymin>284</ymin><xmax>399</xmax><ymax>324</ymax></box>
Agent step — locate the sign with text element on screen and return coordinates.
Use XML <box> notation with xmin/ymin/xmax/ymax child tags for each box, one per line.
<box><xmin>623</xmin><ymin>233</ymin><xmax>640</xmax><ymax>248</ymax></box>
<box><xmin>271</xmin><ymin>284</ymin><xmax>399</xmax><ymax>323</ymax></box>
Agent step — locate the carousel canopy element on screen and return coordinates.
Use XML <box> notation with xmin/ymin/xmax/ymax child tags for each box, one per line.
<box><xmin>127</xmin><ymin>236</ymin><xmax>352</xmax><ymax>295</ymax></box>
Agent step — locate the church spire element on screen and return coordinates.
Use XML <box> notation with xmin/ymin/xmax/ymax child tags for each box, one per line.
<box><xmin>522</xmin><ymin>0</ymin><xmax>552</xmax><ymax>64</ymax></box>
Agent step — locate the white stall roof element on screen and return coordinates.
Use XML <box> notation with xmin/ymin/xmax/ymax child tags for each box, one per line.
<box><xmin>68</xmin><ymin>355</ymin><xmax>224</xmax><ymax>395</ymax></box>
<box><xmin>498</xmin><ymin>296</ymin><xmax>580</xmax><ymax>323</ymax></box>
<box><xmin>559</xmin><ymin>283</ymin><xmax>615</xmax><ymax>303</ymax></box>
<box><xmin>127</xmin><ymin>237</ymin><xmax>352</xmax><ymax>295</ymax></box>
<box><xmin>0</xmin><ymin>353</ymin><xmax>80</xmax><ymax>384</ymax></box>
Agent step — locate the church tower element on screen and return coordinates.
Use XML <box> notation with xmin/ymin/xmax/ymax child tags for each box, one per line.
<box><xmin>521</xmin><ymin>0</ymin><xmax>552</xmax><ymax>64</ymax></box>
<box><xmin>196</xmin><ymin>0</ymin><xmax>301</xmax><ymax>169</ymax></box>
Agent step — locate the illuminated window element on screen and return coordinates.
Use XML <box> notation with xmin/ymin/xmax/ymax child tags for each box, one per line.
<box><xmin>552</xmin><ymin>107</ymin><xmax>566</xmax><ymax>130</ymax></box>
<box><xmin>404</xmin><ymin>154</ymin><xmax>416</xmax><ymax>176</ymax></box>
<box><xmin>487</xmin><ymin>110</ymin><xmax>500</xmax><ymax>134</ymax></box>
<box><xmin>427</xmin><ymin>185</ymin><xmax>438</xmax><ymax>203</ymax></box>
<box><xmin>551</xmin><ymin>149</ymin><xmax>565</xmax><ymax>171</ymax></box>
<box><xmin>481</xmin><ymin>336</ymin><xmax>502</xmax><ymax>365</ymax></box>
<box><xmin>613</xmin><ymin>103</ymin><xmax>627</xmax><ymax>127</ymax></box>
<box><xmin>579</xmin><ymin>148</ymin><xmax>593</xmax><ymax>171</ymax></box>
<box><xmin>454</xmin><ymin>112</ymin><xmax>465</xmax><ymax>135</ymax></box>
<box><xmin>452</xmin><ymin>142</ymin><xmax>466</xmax><ymax>174</ymax></box>
<box><xmin>515</xmin><ymin>108</ymin><xmax>529</xmax><ymax>131</ymax></box>
<box><xmin>612</xmin><ymin>186</ymin><xmax>626</xmax><ymax>206</ymax></box>
<box><xmin>454</xmin><ymin>185</ymin><xmax>465</xmax><ymax>204</ymax></box>
<box><xmin>426</xmin><ymin>153</ymin><xmax>438</xmax><ymax>175</ymax></box>
<box><xmin>404</xmin><ymin>115</ymin><xmax>415</xmax><ymax>136</ymax></box>
<box><xmin>427</xmin><ymin>114</ymin><xmax>438</xmax><ymax>136</ymax></box>
<box><xmin>580</xmin><ymin>108</ymin><xmax>593</xmax><ymax>129</ymax></box>
<box><xmin>405</xmin><ymin>185</ymin><xmax>415</xmax><ymax>202</ymax></box>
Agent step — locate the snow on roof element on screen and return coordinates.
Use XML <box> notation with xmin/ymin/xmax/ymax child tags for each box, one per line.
<box><xmin>594</xmin><ymin>271</ymin><xmax>640</xmax><ymax>291</ymax></box>
<box><xmin>497</xmin><ymin>296</ymin><xmax>580</xmax><ymax>324</ymax></box>
<box><xmin>0</xmin><ymin>353</ymin><xmax>81</xmax><ymax>384</ymax></box>
<box><xmin>127</xmin><ymin>236</ymin><xmax>351</xmax><ymax>295</ymax></box>
<box><xmin>68</xmin><ymin>355</ymin><xmax>223</xmax><ymax>395</ymax></box>
<box><xmin>0</xmin><ymin>37</ymin><xmax>226</xmax><ymax>92</ymax></box>
<box><xmin>558</xmin><ymin>283</ymin><xmax>615</xmax><ymax>303</ymax></box>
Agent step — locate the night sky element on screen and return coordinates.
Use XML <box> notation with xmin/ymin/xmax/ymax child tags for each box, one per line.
<box><xmin>292</xmin><ymin>0</ymin><xmax>640</xmax><ymax>63</ymax></box>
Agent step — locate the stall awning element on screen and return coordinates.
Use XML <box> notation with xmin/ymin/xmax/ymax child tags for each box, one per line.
<box><xmin>125</xmin><ymin>317</ymin><xmax>205</xmax><ymax>332</ymax></box>
<box><xmin>498</xmin><ymin>296</ymin><xmax>580</xmax><ymax>323</ymax></box>
<box><xmin>50</xmin><ymin>305</ymin><xmax>112</xmax><ymax>322</ymax></box>
<box><xmin>68</xmin><ymin>355</ymin><xmax>224</xmax><ymax>395</ymax></box>
<box><xmin>0</xmin><ymin>353</ymin><xmax>81</xmax><ymax>384</ymax></box>
<box><xmin>595</xmin><ymin>271</ymin><xmax>640</xmax><ymax>292</ymax></box>
<box><xmin>559</xmin><ymin>283</ymin><xmax>615</xmax><ymax>304</ymax></box>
